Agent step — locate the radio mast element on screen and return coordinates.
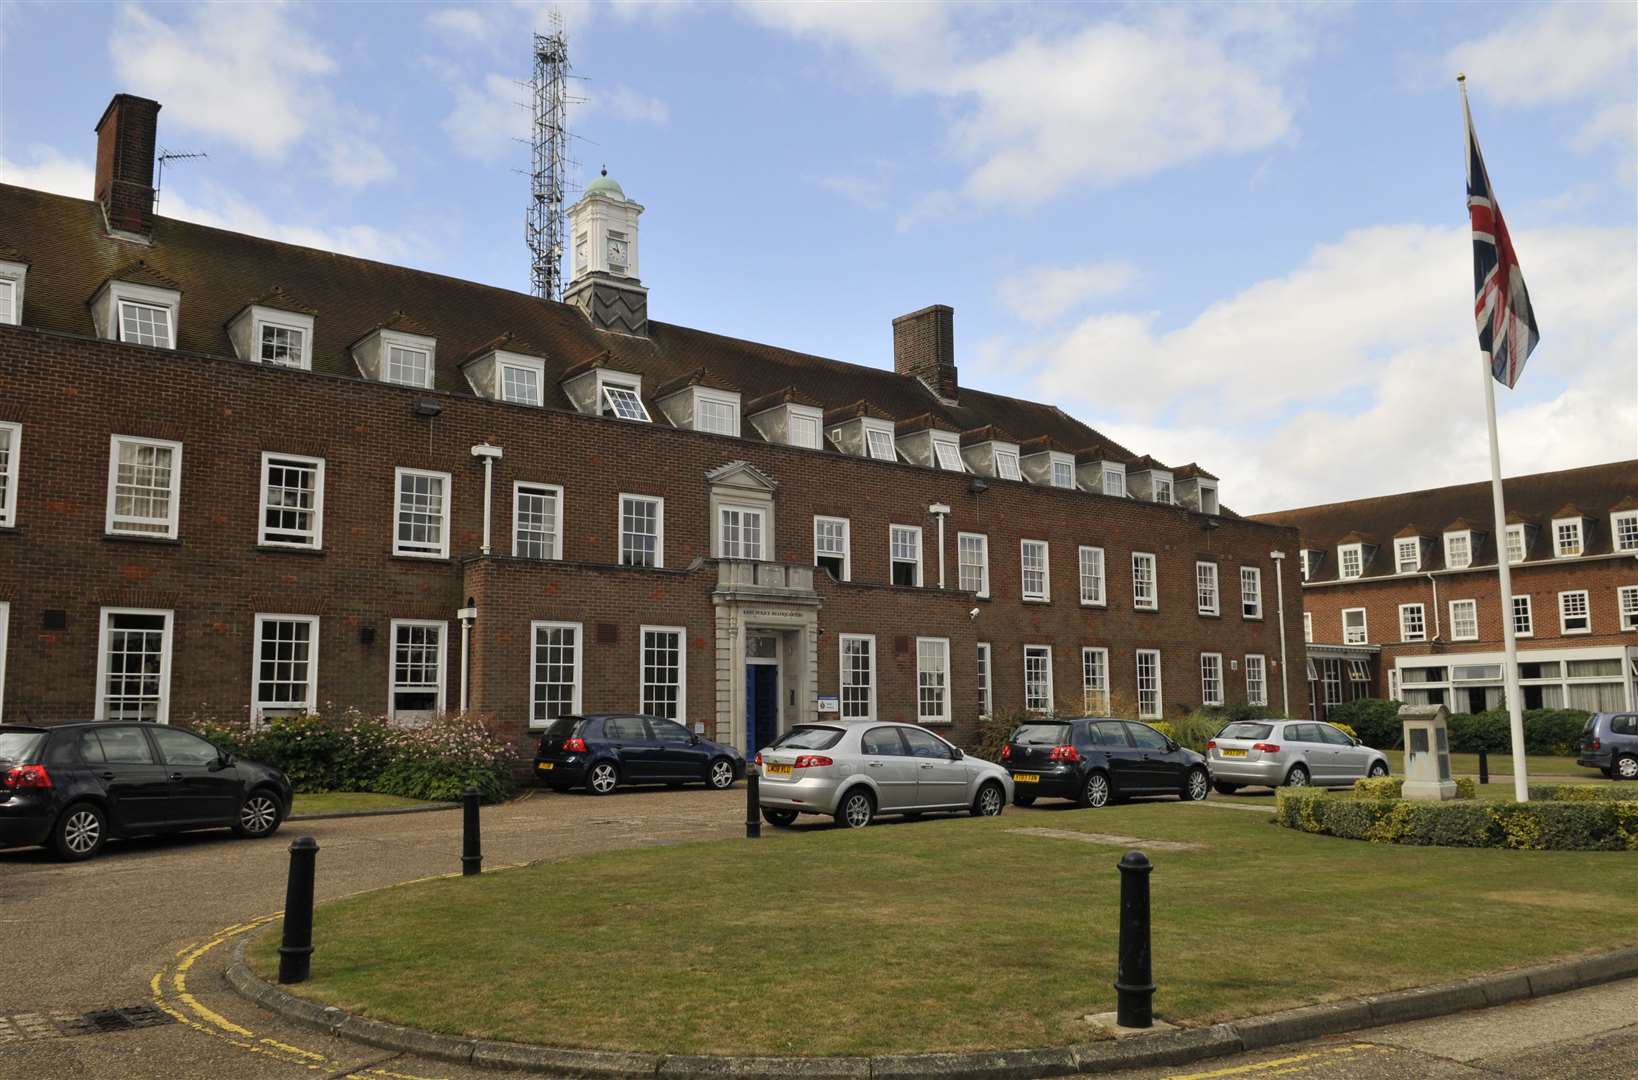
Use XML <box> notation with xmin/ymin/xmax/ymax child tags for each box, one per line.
<box><xmin>526</xmin><ymin>14</ymin><xmax>572</xmax><ymax>301</ymax></box>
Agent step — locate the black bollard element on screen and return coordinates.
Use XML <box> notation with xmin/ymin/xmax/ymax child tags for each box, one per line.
<box><xmin>461</xmin><ymin>786</ymin><xmax>482</xmax><ymax>876</ymax></box>
<box><xmin>278</xmin><ymin>836</ymin><xmax>319</xmax><ymax>984</ymax></box>
<box><xmin>1478</xmin><ymin>748</ymin><xmax>1489</xmax><ymax>785</ymax></box>
<box><xmin>746</xmin><ymin>767</ymin><xmax>761</xmax><ymax>839</ymax></box>
<box><xmin>1113</xmin><ymin>850</ymin><xmax>1155</xmax><ymax>1029</ymax></box>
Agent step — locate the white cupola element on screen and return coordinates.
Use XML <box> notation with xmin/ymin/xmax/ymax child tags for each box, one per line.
<box><xmin>564</xmin><ymin>167</ymin><xmax>650</xmax><ymax>335</ymax></box>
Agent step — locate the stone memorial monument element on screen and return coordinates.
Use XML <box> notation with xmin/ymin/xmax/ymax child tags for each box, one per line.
<box><xmin>1398</xmin><ymin>704</ymin><xmax>1458</xmax><ymax>801</ymax></box>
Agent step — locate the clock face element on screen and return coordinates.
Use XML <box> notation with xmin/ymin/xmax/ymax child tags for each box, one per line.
<box><xmin>575</xmin><ymin>240</ymin><xmax>586</xmax><ymax>268</ymax></box>
<box><xmin>607</xmin><ymin>238</ymin><xmax>628</xmax><ymax>265</ymax></box>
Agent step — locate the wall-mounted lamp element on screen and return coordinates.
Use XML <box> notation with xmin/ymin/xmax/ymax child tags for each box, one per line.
<box><xmin>359</xmin><ymin>624</ymin><xmax>376</xmax><ymax>646</ymax></box>
<box><xmin>1201</xmin><ymin>517</ymin><xmax>1224</xmax><ymax>530</ymax></box>
<box><xmin>968</xmin><ymin>476</ymin><xmax>989</xmax><ymax>495</ymax></box>
<box><xmin>413</xmin><ymin>398</ymin><xmax>443</xmax><ymax>418</ymax></box>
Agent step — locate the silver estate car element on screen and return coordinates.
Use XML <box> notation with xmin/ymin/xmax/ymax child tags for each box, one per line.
<box><xmin>1208</xmin><ymin>719</ymin><xmax>1389</xmax><ymax>793</ymax></box>
<box><xmin>755</xmin><ymin>721</ymin><xmax>1014</xmax><ymax>829</ymax></box>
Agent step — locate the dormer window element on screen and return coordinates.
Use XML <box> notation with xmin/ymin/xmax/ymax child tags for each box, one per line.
<box><xmin>1395</xmin><ymin>537</ymin><xmax>1421</xmax><ymax>574</ymax></box>
<box><xmin>787</xmin><ymin>407</ymin><xmax>822</xmax><ymax>449</ymax></box>
<box><xmin>564</xmin><ymin>365</ymin><xmax>650</xmax><ymax>422</ymax></box>
<box><xmin>121</xmin><ymin>301</ymin><xmax>172</xmax><ymax>347</ymax></box>
<box><xmin>351</xmin><ymin>327</ymin><xmax>437</xmax><ymax>389</ymax></box>
<box><xmin>931</xmin><ymin>433</ymin><xmax>964</xmax><ymax>472</ymax></box>
<box><xmin>389</xmin><ymin>344</ymin><xmax>431</xmax><ymax>387</ymax></box>
<box><xmin>1443</xmin><ymin>531</ymin><xmax>1472</xmax><ymax>569</ymax></box>
<box><xmin>229</xmin><ymin>304</ymin><xmax>316</xmax><ymax>370</ymax></box>
<box><xmin>1198</xmin><ymin>483</ymin><xmax>1218</xmax><ymax>514</ymax></box>
<box><xmin>92</xmin><ymin>280</ymin><xmax>181</xmax><ymax>350</ymax></box>
<box><xmin>1614</xmin><ymin>511</ymin><xmax>1638</xmax><ymax>553</ymax></box>
<box><xmin>1051</xmin><ymin>460</ymin><xmax>1074</xmax><ymax>489</ymax></box>
<box><xmin>1338</xmin><ymin>543</ymin><xmax>1364</xmax><ymax>579</ymax></box>
<box><xmin>994</xmin><ymin>448</ymin><xmax>1021</xmax><ymax>480</ymax></box>
<box><xmin>694</xmin><ymin>390</ymin><xmax>740</xmax><ymax>437</ymax></box>
<box><xmin>1506</xmin><ymin>523</ymin><xmax>1528</xmax><ymax>563</ymax></box>
<box><xmin>864</xmin><ymin>422</ymin><xmax>896</xmax><ymax>462</ymax></box>
<box><xmin>500</xmin><ymin>361</ymin><xmax>542</xmax><ymax>405</ymax></box>
<box><xmin>602</xmin><ymin>381</ymin><xmax>649</xmax><ymax>421</ymax></box>
<box><xmin>1152</xmin><ymin>472</ymin><xmax>1174</xmax><ymax>505</ymax></box>
<box><xmin>1300</xmin><ymin>549</ymin><xmax>1314</xmax><ymax>581</ymax></box>
<box><xmin>1103</xmin><ymin>466</ymin><xmax>1125</xmax><ymax>497</ymax></box>
<box><xmin>1553</xmin><ymin>517</ymin><xmax>1583</xmax><ymax>557</ymax></box>
<box><xmin>0</xmin><ymin>260</ymin><xmax>26</xmax><ymax>326</ymax></box>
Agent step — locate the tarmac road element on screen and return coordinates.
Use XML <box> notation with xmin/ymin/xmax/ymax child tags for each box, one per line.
<box><xmin>3</xmin><ymin>789</ymin><xmax>1633</xmax><ymax>1079</ymax></box>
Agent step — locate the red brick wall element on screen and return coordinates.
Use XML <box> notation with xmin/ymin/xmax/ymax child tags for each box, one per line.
<box><xmin>0</xmin><ymin>324</ymin><xmax>1308</xmax><ymax>746</ymax></box>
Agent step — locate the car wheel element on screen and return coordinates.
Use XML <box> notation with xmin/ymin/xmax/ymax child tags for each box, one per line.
<box><xmin>52</xmin><ymin>802</ymin><xmax>107</xmax><ymax>861</ymax></box>
<box><xmin>971</xmin><ymin>781</ymin><xmax>1006</xmax><ymax>817</ymax></box>
<box><xmin>1213</xmin><ymin>782</ymin><xmax>1240</xmax><ymax>796</ymax></box>
<box><xmin>762</xmin><ymin>807</ymin><xmax>799</xmax><ymax>827</ymax></box>
<box><xmin>1284</xmin><ymin>763</ymin><xmax>1311</xmax><ymax>787</ymax></box>
<box><xmin>1615</xmin><ymin>755</ymin><xmax>1638</xmax><ymax>781</ymax></box>
<box><xmin>587</xmin><ymin>761</ymin><xmax>619</xmax><ymax>796</ymax></box>
<box><xmin>233</xmin><ymin>789</ymin><xmax>284</xmax><ymax>838</ymax></box>
<box><xmin>707</xmin><ymin>757</ymin><xmax>736</xmax><ymax>790</ymax></box>
<box><xmin>834</xmin><ymin>788</ymin><xmax>875</xmax><ymax>829</ymax></box>
<box><xmin>1367</xmin><ymin>761</ymin><xmax>1390</xmax><ymax>778</ymax></box>
<box><xmin>1182</xmin><ymin>767</ymin><xmax>1209</xmax><ymax>802</ymax></box>
<box><xmin>1078</xmin><ymin>771</ymin><xmax>1112</xmax><ymax>809</ymax></box>
<box><xmin>1013</xmin><ymin>792</ymin><xmax>1037</xmax><ymax>807</ymax></box>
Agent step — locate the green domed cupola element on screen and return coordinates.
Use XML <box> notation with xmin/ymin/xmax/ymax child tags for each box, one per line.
<box><xmin>583</xmin><ymin>166</ymin><xmax>624</xmax><ymax>202</ymax></box>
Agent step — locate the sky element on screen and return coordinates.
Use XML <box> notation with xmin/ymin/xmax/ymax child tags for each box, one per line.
<box><xmin>2</xmin><ymin>1</ymin><xmax>1634</xmax><ymax>515</ymax></box>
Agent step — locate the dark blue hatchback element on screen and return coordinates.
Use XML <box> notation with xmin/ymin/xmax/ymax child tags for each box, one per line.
<box><xmin>1002</xmin><ymin>717</ymin><xmax>1212</xmax><ymax>808</ymax></box>
<box><xmin>533</xmin><ymin>714</ymin><xmax>745</xmax><ymax>795</ymax></box>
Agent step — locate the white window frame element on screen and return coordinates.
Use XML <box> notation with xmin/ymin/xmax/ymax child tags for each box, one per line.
<box><xmin>1200</xmin><ymin>652</ymin><xmax>1224</xmax><ymax>707</ymax></box>
<box><xmin>1021</xmin><ymin>539</ymin><xmax>1050</xmax><ymax>602</ymax></box>
<box><xmin>786</xmin><ymin>405</ymin><xmax>823</xmax><ymax>449</ymax></box>
<box><xmin>958</xmin><ymin>532</ymin><xmax>989</xmax><ymax>597</ymax></box>
<box><xmin>105</xmin><ymin>435</ymin><xmax>183</xmax><ymax>539</ymax></box>
<box><xmin>1081</xmin><ymin>646</ymin><xmax>1109</xmax><ymax>715</ymax></box>
<box><xmin>863</xmin><ymin>420</ymin><xmax>896</xmax><ymax>462</ymax></box>
<box><xmin>1618</xmin><ymin>585</ymin><xmax>1638</xmax><ymax>632</ymax></box>
<box><xmin>931</xmin><ymin>433</ymin><xmax>965</xmax><ymax>472</ymax></box>
<box><xmin>1338</xmin><ymin>543</ymin><xmax>1364</xmax><ymax>579</ymax></box>
<box><xmin>1132</xmin><ymin>551</ymin><xmax>1158</xmax><ymax>610</ymax></box>
<box><xmin>915</xmin><ymin>637</ymin><xmax>952</xmax><ymax>725</ymax></box>
<box><xmin>94</xmin><ymin>607</ymin><xmax>174</xmax><ymax>724</ymax></box>
<box><xmin>0</xmin><ymin>421</ymin><xmax>19</xmax><ymax>528</ymax></box>
<box><xmin>890</xmin><ymin>524</ymin><xmax>923</xmax><ymax>588</ymax></box>
<box><xmin>530</xmin><ymin>621</ymin><xmax>583</xmax><ymax>727</ymax></box>
<box><xmin>976</xmin><ymin>642</ymin><xmax>992</xmax><ymax>718</ymax></box>
<box><xmin>618</xmin><ymin>493</ymin><xmax>664</xmax><ymax>568</ymax></box>
<box><xmin>256</xmin><ymin>315</ymin><xmax>314</xmax><ymax>370</ymax></box>
<box><xmin>1244</xmin><ymin>653</ymin><xmax>1267</xmax><ymax>707</ymax></box>
<box><xmin>1240</xmin><ymin>566</ymin><xmax>1262</xmax><ymax>619</ymax></box>
<box><xmin>251</xmin><ymin>614</ymin><xmax>320</xmax><ymax>719</ymax></box>
<box><xmin>1151</xmin><ymin>473</ymin><xmax>1174</xmax><ymax>505</ymax></box>
<box><xmin>1399</xmin><ymin>603</ymin><xmax>1426</xmax><ymax>642</ymax></box>
<box><xmin>1049</xmin><ymin>455</ymin><xmax>1075</xmax><ymax>490</ymax></box>
<box><xmin>814</xmin><ymin>515</ymin><xmax>851</xmax><ymax>582</ymax></box>
<box><xmin>1513</xmin><ymin>594</ymin><xmax>1534</xmax><ymax>638</ymax></box>
<box><xmin>1300</xmin><ymin>549</ymin><xmax>1315</xmax><ymax>582</ymax></box>
<box><xmin>512</xmin><ymin>482</ymin><xmax>563</xmax><ymax>560</ymax></box>
<box><xmin>600</xmin><ymin>380</ymin><xmax>651</xmax><ymax>422</ymax></box>
<box><xmin>393</xmin><ymin>467</ymin><xmax>451</xmax><ymax>559</ymax></box>
<box><xmin>1395</xmin><ymin>537</ymin><xmax>1421</xmax><ymax>574</ymax></box>
<box><xmin>1443</xmin><ymin>531</ymin><xmax>1472</xmax><ymax>570</ymax></box>
<box><xmin>993</xmin><ymin>447</ymin><xmax>1022</xmax><ymax>481</ymax></box>
<box><xmin>1078</xmin><ymin>546</ymin><xmax>1106</xmax><ymax>606</ymax></box>
<box><xmin>1613</xmin><ymin>511</ymin><xmax>1638</xmax><ymax>554</ymax></box>
<box><xmin>1023</xmin><ymin>644</ymin><xmax>1054</xmax><ymax>713</ymax></box>
<box><xmin>1553</xmin><ymin>518</ymin><xmax>1584</xmax><ymax>558</ymax></box>
<box><xmin>384</xmin><ymin>342</ymin><xmax>434</xmax><ymax>390</ymax></box>
<box><xmin>0</xmin><ymin>601</ymin><xmax>9</xmax><ymax>719</ymax></box>
<box><xmin>1342</xmin><ymin>607</ymin><xmax>1368</xmax><ymax>646</ymax></box>
<box><xmin>1135</xmin><ymin>648</ymin><xmax>1162</xmax><ymax>720</ymax></box>
<box><xmin>1102</xmin><ymin>465</ymin><xmax>1125</xmax><ymax>497</ymax></box>
<box><xmin>1304</xmin><ymin>611</ymin><xmax>1313</xmax><ymax>643</ymax></box>
<box><xmin>258</xmin><ymin>452</ymin><xmax>325</xmax><ymax>549</ymax></box>
<box><xmin>1559</xmin><ymin>590</ymin><xmax>1591</xmax><ymax>634</ymax></box>
<box><xmin>693</xmin><ymin>388</ymin><xmax>742</xmax><ymax>438</ymax></box>
<box><xmin>839</xmin><ymin>633</ymin><xmax>876</xmax><ymax>720</ymax></box>
<box><xmin>1449</xmin><ymin>599</ymin><xmax>1478</xmax><ymax>642</ymax></box>
<box><xmin>718</xmin><ymin>504</ymin><xmax>767</xmax><ymax>561</ymax></box>
<box><xmin>1195</xmin><ymin>561</ymin><xmax>1219</xmax><ymax>615</ymax></box>
<box><xmin>638</xmin><ymin>625</ymin><xmax>687</xmax><ymax>723</ymax></box>
<box><xmin>388</xmin><ymin>619</ymin><xmax>447</xmax><ymax>723</ymax></box>
<box><xmin>117</xmin><ymin>298</ymin><xmax>176</xmax><ymax>349</ymax></box>
<box><xmin>0</xmin><ymin>261</ymin><xmax>25</xmax><ymax>327</ymax></box>
<box><xmin>497</xmin><ymin>356</ymin><xmax>546</xmax><ymax>406</ymax></box>
<box><xmin>1505</xmin><ymin>523</ymin><xmax>1528</xmax><ymax>564</ymax></box>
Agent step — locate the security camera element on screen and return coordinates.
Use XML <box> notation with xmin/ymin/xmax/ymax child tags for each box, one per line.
<box><xmin>968</xmin><ymin>607</ymin><xmax>980</xmax><ymax>619</ymax></box>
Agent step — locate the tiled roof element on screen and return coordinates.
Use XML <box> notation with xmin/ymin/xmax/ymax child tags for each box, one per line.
<box><xmin>460</xmin><ymin>331</ymin><xmax>549</xmax><ymax>365</ymax></box>
<box><xmin>1253</xmin><ymin>459</ymin><xmax>1638</xmax><ymax>581</ymax></box>
<box><xmin>1126</xmin><ymin>454</ymin><xmax>1171</xmax><ymax>472</ymax></box>
<box><xmin>1</xmin><ymin>183</ymin><xmax>1140</xmax><ymax>460</ymax></box>
<box><xmin>242</xmin><ymin>286</ymin><xmax>319</xmax><ymax>317</ymax></box>
<box><xmin>1173</xmin><ymin>462</ymin><xmax>1218</xmax><ymax>481</ymax></box>
<box><xmin>959</xmin><ymin>424</ymin><xmax>1021</xmax><ymax>448</ymax></box>
<box><xmin>653</xmin><ymin>367</ymin><xmax>741</xmax><ymax>399</ymax></box>
<box><xmin>895</xmin><ymin>412</ymin><xmax>958</xmax><ymax>435</ymax></box>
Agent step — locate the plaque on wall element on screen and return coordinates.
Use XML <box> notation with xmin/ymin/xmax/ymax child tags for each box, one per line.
<box><xmin>816</xmin><ymin>694</ymin><xmax>840</xmax><ymax>713</ymax></box>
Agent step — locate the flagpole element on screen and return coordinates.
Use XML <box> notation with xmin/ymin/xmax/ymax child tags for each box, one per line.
<box><xmin>1461</xmin><ymin>73</ymin><xmax>1530</xmax><ymax>802</ymax></box>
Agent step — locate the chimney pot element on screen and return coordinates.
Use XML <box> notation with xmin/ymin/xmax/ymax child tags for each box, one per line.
<box><xmin>892</xmin><ymin>304</ymin><xmax>958</xmax><ymax>399</ymax></box>
<box><xmin>95</xmin><ymin>94</ymin><xmax>162</xmax><ymax>239</ymax></box>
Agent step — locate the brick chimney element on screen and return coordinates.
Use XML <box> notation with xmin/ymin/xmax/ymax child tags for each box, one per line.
<box><xmin>892</xmin><ymin>304</ymin><xmax>958</xmax><ymax>399</ymax></box>
<box><xmin>94</xmin><ymin>94</ymin><xmax>161</xmax><ymax>239</ymax></box>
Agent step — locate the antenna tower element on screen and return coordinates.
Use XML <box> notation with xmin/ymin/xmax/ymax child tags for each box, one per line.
<box><xmin>527</xmin><ymin>14</ymin><xmax>572</xmax><ymax>300</ymax></box>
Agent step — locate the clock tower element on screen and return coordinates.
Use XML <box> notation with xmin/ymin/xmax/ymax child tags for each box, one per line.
<box><xmin>564</xmin><ymin>168</ymin><xmax>648</xmax><ymax>336</ymax></box>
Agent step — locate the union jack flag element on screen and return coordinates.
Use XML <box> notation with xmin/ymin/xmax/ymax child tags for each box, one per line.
<box><xmin>1465</xmin><ymin>94</ymin><xmax>1539</xmax><ymax>388</ymax></box>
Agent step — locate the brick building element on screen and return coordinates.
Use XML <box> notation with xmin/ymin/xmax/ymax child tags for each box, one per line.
<box><xmin>1254</xmin><ymin>460</ymin><xmax>1638</xmax><ymax>722</ymax></box>
<box><xmin>0</xmin><ymin>94</ymin><xmax>1304</xmax><ymax>758</ymax></box>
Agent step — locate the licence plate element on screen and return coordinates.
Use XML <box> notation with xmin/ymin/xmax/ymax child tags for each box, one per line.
<box><xmin>1220</xmin><ymin>749</ymin><xmax>1247</xmax><ymax>758</ymax></box>
<box><xmin>536</xmin><ymin>762</ymin><xmax>554</xmax><ymax>771</ymax></box>
<box><xmin>766</xmin><ymin>763</ymin><xmax>793</xmax><ymax>777</ymax></box>
<box><xmin>1013</xmin><ymin>772</ymin><xmax>1040</xmax><ymax>784</ymax></box>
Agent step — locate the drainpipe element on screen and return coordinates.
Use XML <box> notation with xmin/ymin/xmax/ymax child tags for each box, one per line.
<box><xmin>457</xmin><ymin>602</ymin><xmax>478</xmax><ymax>714</ymax></box>
<box><xmin>1270</xmin><ymin>550</ymin><xmax>1291</xmax><ymax>718</ymax></box>
<box><xmin>470</xmin><ymin>443</ymin><xmax>504</xmax><ymax>555</ymax></box>
<box><xmin>929</xmin><ymin>502</ymin><xmax>951</xmax><ymax>589</ymax></box>
<box><xmin>1425</xmin><ymin>572</ymin><xmax>1442</xmax><ymax>640</ymax></box>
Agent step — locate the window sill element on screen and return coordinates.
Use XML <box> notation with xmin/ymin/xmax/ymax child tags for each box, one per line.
<box><xmin>102</xmin><ymin>533</ymin><xmax>182</xmax><ymax>546</ymax></box>
<box><xmin>389</xmin><ymin>552</ymin><xmax>453</xmax><ymax>565</ymax></box>
<box><xmin>1079</xmin><ymin>600</ymin><xmax>1107</xmax><ymax>609</ymax></box>
<box><xmin>256</xmin><ymin>544</ymin><xmax>326</xmax><ymax>557</ymax></box>
<box><xmin>1134</xmin><ymin>606</ymin><xmax>1159</xmax><ymax>614</ymax></box>
<box><xmin>1242</xmin><ymin>615</ymin><xmax>1264</xmax><ymax>622</ymax></box>
<box><xmin>1198</xmin><ymin>611</ymin><xmax>1221</xmax><ymax>619</ymax></box>
<box><xmin>1022</xmin><ymin>597</ymin><xmax>1051</xmax><ymax>605</ymax></box>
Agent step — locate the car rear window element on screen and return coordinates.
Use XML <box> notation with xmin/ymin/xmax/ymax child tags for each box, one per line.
<box><xmin>1218</xmin><ymin>722</ymin><xmax>1273</xmax><ymax>741</ymax></box>
<box><xmin>769</xmin><ymin>726</ymin><xmax>844</xmax><ymax>751</ymax></box>
<box><xmin>0</xmin><ymin>731</ymin><xmax>44</xmax><ymax>763</ymax></box>
<box><xmin>1012</xmin><ymin>723</ymin><xmax>1071</xmax><ymax>746</ymax></box>
<box><xmin>539</xmin><ymin>717</ymin><xmax>582</xmax><ymax>743</ymax></box>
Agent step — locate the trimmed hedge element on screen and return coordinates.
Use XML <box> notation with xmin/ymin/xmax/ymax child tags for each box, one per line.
<box><xmin>1322</xmin><ymin>699</ymin><xmax>1590</xmax><ymax>754</ymax></box>
<box><xmin>1352</xmin><ymin>775</ymin><xmax>1477</xmax><ymax>800</ymax></box>
<box><xmin>1528</xmin><ymin>784</ymin><xmax>1638</xmax><ymax>802</ymax></box>
<box><xmin>1276</xmin><ymin>788</ymin><xmax>1638</xmax><ymax>850</ymax></box>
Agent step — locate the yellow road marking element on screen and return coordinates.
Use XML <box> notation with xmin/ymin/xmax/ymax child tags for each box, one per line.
<box><xmin>260</xmin><ymin>1037</ymin><xmax>325</xmax><ymax>1059</ymax></box>
<box><xmin>1164</xmin><ymin>1043</ymin><xmax>1385</xmax><ymax>1079</ymax></box>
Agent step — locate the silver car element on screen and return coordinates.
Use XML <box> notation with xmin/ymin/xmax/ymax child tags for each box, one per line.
<box><xmin>755</xmin><ymin>721</ymin><xmax>1014</xmax><ymax>828</ymax></box>
<box><xmin>1208</xmin><ymin>719</ymin><xmax>1389</xmax><ymax>793</ymax></box>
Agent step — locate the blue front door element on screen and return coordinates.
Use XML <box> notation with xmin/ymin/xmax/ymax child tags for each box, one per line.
<box><xmin>747</xmin><ymin>665</ymin><xmax>779</xmax><ymax>758</ymax></box>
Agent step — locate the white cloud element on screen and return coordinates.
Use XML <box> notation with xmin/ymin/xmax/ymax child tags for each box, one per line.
<box><xmin>997</xmin><ymin>261</ymin><xmax>1139</xmax><ymax>323</ymax></box>
<box><xmin>111</xmin><ymin>2</ymin><xmax>396</xmax><ymax>189</ymax></box>
<box><xmin>0</xmin><ymin>146</ymin><xmax>95</xmax><ymax>199</ymax></box>
<box><xmin>442</xmin><ymin>72</ymin><xmax>532</xmax><ymax>162</ymax></box>
<box><xmin>1445</xmin><ymin>3</ymin><xmax>1637</xmax><ymax>107</ymax></box>
<box><xmin>595</xmin><ymin>84</ymin><xmax>670</xmax><ymax>126</ymax></box>
<box><xmin>993</xmin><ymin>222</ymin><xmax>1636</xmax><ymax>513</ymax></box>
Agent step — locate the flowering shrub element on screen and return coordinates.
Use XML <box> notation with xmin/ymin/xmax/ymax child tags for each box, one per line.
<box><xmin>182</xmin><ymin>705</ymin><xmax>517</xmax><ymax>803</ymax></box>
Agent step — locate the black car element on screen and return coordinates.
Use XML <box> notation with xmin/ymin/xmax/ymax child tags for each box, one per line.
<box><xmin>0</xmin><ymin>722</ymin><xmax>292</xmax><ymax>861</ymax></box>
<box><xmin>1001</xmin><ymin>717</ymin><xmax>1211</xmax><ymax>807</ymax></box>
<box><xmin>533</xmin><ymin>714</ymin><xmax>745</xmax><ymax>795</ymax></box>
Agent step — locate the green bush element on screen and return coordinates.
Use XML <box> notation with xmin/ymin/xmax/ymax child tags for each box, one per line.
<box><xmin>1275</xmin><ymin>788</ymin><xmax>1638</xmax><ymax>850</ymax></box>
<box><xmin>1327</xmin><ymin>699</ymin><xmax>1403</xmax><ymax>749</ymax></box>
<box><xmin>963</xmin><ymin>707</ymin><xmax>1038</xmax><ymax>763</ymax></box>
<box><xmin>1528</xmin><ymin>784</ymin><xmax>1634</xmax><ymax>802</ymax></box>
<box><xmin>1352</xmin><ymin>775</ymin><xmax>1476</xmax><ymax>800</ymax></box>
<box><xmin>374</xmin><ymin>713</ymin><xmax>518</xmax><ymax>803</ymax></box>
<box><xmin>1447</xmin><ymin>709</ymin><xmax>1590</xmax><ymax>755</ymax></box>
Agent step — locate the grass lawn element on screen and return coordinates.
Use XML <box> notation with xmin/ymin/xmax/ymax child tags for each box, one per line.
<box><xmin>1381</xmin><ymin>750</ymin><xmax>1594</xmax><ymax>778</ymax></box>
<box><xmin>249</xmin><ymin>803</ymin><xmax>1638</xmax><ymax>1057</ymax></box>
<box><xmin>288</xmin><ymin>792</ymin><xmax>446</xmax><ymax>816</ymax></box>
